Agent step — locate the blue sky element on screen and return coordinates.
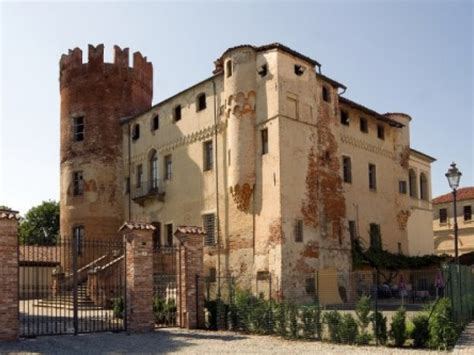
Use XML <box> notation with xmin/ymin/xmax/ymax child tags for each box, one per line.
<box><xmin>1</xmin><ymin>0</ymin><xmax>472</xmax><ymax>214</ymax></box>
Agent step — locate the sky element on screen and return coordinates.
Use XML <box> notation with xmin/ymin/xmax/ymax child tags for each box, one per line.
<box><xmin>0</xmin><ymin>0</ymin><xmax>472</xmax><ymax>214</ymax></box>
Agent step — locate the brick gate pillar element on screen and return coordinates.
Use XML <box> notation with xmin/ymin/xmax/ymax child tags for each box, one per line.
<box><xmin>119</xmin><ymin>221</ymin><xmax>156</xmax><ymax>333</ymax></box>
<box><xmin>0</xmin><ymin>209</ymin><xmax>20</xmax><ymax>341</ymax></box>
<box><xmin>175</xmin><ymin>226</ymin><xmax>206</xmax><ymax>329</ymax></box>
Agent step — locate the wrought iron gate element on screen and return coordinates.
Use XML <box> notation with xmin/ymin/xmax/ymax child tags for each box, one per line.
<box><xmin>19</xmin><ymin>236</ymin><xmax>126</xmax><ymax>337</ymax></box>
<box><xmin>153</xmin><ymin>245</ymin><xmax>178</xmax><ymax>327</ymax></box>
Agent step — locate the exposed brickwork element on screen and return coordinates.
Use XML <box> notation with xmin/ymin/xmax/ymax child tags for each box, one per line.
<box><xmin>121</xmin><ymin>223</ymin><xmax>155</xmax><ymax>333</ymax></box>
<box><xmin>175</xmin><ymin>228</ymin><xmax>205</xmax><ymax>329</ymax></box>
<box><xmin>0</xmin><ymin>210</ymin><xmax>20</xmax><ymax>341</ymax></box>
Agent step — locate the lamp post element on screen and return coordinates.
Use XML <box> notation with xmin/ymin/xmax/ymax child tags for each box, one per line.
<box><xmin>445</xmin><ymin>162</ymin><xmax>462</xmax><ymax>265</ymax></box>
<box><xmin>445</xmin><ymin>162</ymin><xmax>462</xmax><ymax>321</ymax></box>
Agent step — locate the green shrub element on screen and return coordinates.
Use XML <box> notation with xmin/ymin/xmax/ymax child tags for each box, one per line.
<box><xmin>356</xmin><ymin>332</ymin><xmax>373</xmax><ymax>345</ymax></box>
<box><xmin>301</xmin><ymin>305</ymin><xmax>316</xmax><ymax>339</ymax></box>
<box><xmin>112</xmin><ymin>297</ymin><xmax>124</xmax><ymax>319</ymax></box>
<box><xmin>153</xmin><ymin>296</ymin><xmax>176</xmax><ymax>325</ymax></box>
<box><xmin>390</xmin><ymin>307</ymin><xmax>407</xmax><ymax>347</ymax></box>
<box><xmin>274</xmin><ymin>302</ymin><xmax>287</xmax><ymax>337</ymax></box>
<box><xmin>428</xmin><ymin>298</ymin><xmax>460</xmax><ymax>350</ymax></box>
<box><xmin>249</xmin><ymin>297</ymin><xmax>274</xmax><ymax>334</ymax></box>
<box><xmin>339</xmin><ymin>313</ymin><xmax>359</xmax><ymax>344</ymax></box>
<box><xmin>410</xmin><ymin>314</ymin><xmax>429</xmax><ymax>348</ymax></box>
<box><xmin>323</xmin><ymin>310</ymin><xmax>342</xmax><ymax>343</ymax></box>
<box><xmin>355</xmin><ymin>296</ymin><xmax>372</xmax><ymax>345</ymax></box>
<box><xmin>314</xmin><ymin>304</ymin><xmax>323</xmax><ymax>340</ymax></box>
<box><xmin>370</xmin><ymin>311</ymin><xmax>388</xmax><ymax>345</ymax></box>
<box><xmin>205</xmin><ymin>299</ymin><xmax>228</xmax><ymax>330</ymax></box>
<box><xmin>288</xmin><ymin>304</ymin><xmax>299</xmax><ymax>338</ymax></box>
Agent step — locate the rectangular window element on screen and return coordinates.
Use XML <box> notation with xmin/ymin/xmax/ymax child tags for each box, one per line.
<box><xmin>166</xmin><ymin>224</ymin><xmax>173</xmax><ymax>246</ymax></box>
<box><xmin>136</xmin><ymin>164</ymin><xmax>143</xmax><ymax>188</ymax></box>
<box><xmin>369</xmin><ymin>164</ymin><xmax>377</xmax><ymax>190</ymax></box>
<box><xmin>439</xmin><ymin>208</ymin><xmax>447</xmax><ymax>223</ymax></box>
<box><xmin>377</xmin><ymin>125</ymin><xmax>385</xmax><ymax>140</ymax></box>
<box><xmin>305</xmin><ymin>277</ymin><xmax>316</xmax><ymax>295</ymax></box>
<box><xmin>464</xmin><ymin>206</ymin><xmax>472</xmax><ymax>221</ymax></box>
<box><xmin>261</xmin><ymin>128</ymin><xmax>268</xmax><ymax>155</ymax></box>
<box><xmin>349</xmin><ymin>220</ymin><xmax>357</xmax><ymax>244</ymax></box>
<box><xmin>360</xmin><ymin>117</ymin><xmax>368</xmax><ymax>133</ymax></box>
<box><xmin>73</xmin><ymin>171</ymin><xmax>84</xmax><ymax>196</ymax></box>
<box><xmin>203</xmin><ymin>213</ymin><xmax>216</xmax><ymax>246</ymax></box>
<box><xmin>294</xmin><ymin>219</ymin><xmax>303</xmax><ymax>242</ymax></box>
<box><xmin>203</xmin><ymin>141</ymin><xmax>213</xmax><ymax>171</ymax></box>
<box><xmin>174</xmin><ymin>105</ymin><xmax>182</xmax><ymax>122</ymax></box>
<box><xmin>369</xmin><ymin>223</ymin><xmax>381</xmax><ymax>250</ymax></box>
<box><xmin>399</xmin><ymin>180</ymin><xmax>407</xmax><ymax>194</ymax></box>
<box><xmin>197</xmin><ymin>93</ymin><xmax>206</xmax><ymax>111</ymax></box>
<box><xmin>164</xmin><ymin>155</ymin><xmax>172</xmax><ymax>180</ymax></box>
<box><xmin>152</xmin><ymin>115</ymin><xmax>159</xmax><ymax>131</ymax></box>
<box><xmin>322</xmin><ymin>86</ymin><xmax>330</xmax><ymax>102</ymax></box>
<box><xmin>340</xmin><ymin>110</ymin><xmax>350</xmax><ymax>126</ymax></box>
<box><xmin>73</xmin><ymin>225</ymin><xmax>84</xmax><ymax>256</ymax></box>
<box><xmin>342</xmin><ymin>156</ymin><xmax>352</xmax><ymax>183</ymax></box>
<box><xmin>72</xmin><ymin>116</ymin><xmax>84</xmax><ymax>142</ymax></box>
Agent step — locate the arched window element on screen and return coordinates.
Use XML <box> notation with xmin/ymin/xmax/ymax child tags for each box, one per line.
<box><xmin>149</xmin><ymin>150</ymin><xmax>158</xmax><ymax>190</ymax></box>
<box><xmin>409</xmin><ymin>169</ymin><xmax>417</xmax><ymax>198</ymax></box>
<box><xmin>420</xmin><ymin>173</ymin><xmax>429</xmax><ymax>201</ymax></box>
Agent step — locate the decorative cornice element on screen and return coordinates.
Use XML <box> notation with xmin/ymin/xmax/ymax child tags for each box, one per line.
<box><xmin>340</xmin><ymin>134</ymin><xmax>395</xmax><ymax>160</ymax></box>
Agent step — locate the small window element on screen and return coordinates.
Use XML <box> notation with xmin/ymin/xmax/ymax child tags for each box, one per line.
<box><xmin>294</xmin><ymin>219</ymin><xmax>303</xmax><ymax>242</ymax></box>
<box><xmin>294</xmin><ymin>64</ymin><xmax>305</xmax><ymax>76</ymax></box>
<box><xmin>203</xmin><ymin>213</ymin><xmax>216</xmax><ymax>246</ymax></box>
<box><xmin>152</xmin><ymin>222</ymin><xmax>161</xmax><ymax>249</ymax></box>
<box><xmin>165</xmin><ymin>223</ymin><xmax>173</xmax><ymax>246</ymax></box>
<box><xmin>73</xmin><ymin>171</ymin><xmax>84</xmax><ymax>196</ymax></box>
<box><xmin>464</xmin><ymin>206</ymin><xmax>472</xmax><ymax>221</ymax></box>
<box><xmin>439</xmin><ymin>208</ymin><xmax>447</xmax><ymax>224</ymax></box>
<box><xmin>369</xmin><ymin>223</ymin><xmax>382</xmax><ymax>250</ymax></box>
<box><xmin>261</xmin><ymin>128</ymin><xmax>268</xmax><ymax>155</ymax></box>
<box><xmin>132</xmin><ymin>124</ymin><xmax>140</xmax><ymax>140</ymax></box>
<box><xmin>305</xmin><ymin>277</ymin><xmax>316</xmax><ymax>295</ymax></box>
<box><xmin>197</xmin><ymin>93</ymin><xmax>207</xmax><ymax>111</ymax></box>
<box><xmin>226</xmin><ymin>60</ymin><xmax>232</xmax><ymax>77</ymax></box>
<box><xmin>377</xmin><ymin>125</ymin><xmax>385</xmax><ymax>140</ymax></box>
<box><xmin>136</xmin><ymin>164</ymin><xmax>143</xmax><ymax>188</ymax></box>
<box><xmin>348</xmin><ymin>220</ymin><xmax>357</xmax><ymax>243</ymax></box>
<box><xmin>399</xmin><ymin>180</ymin><xmax>407</xmax><ymax>194</ymax></box>
<box><xmin>151</xmin><ymin>115</ymin><xmax>159</xmax><ymax>131</ymax></box>
<box><xmin>369</xmin><ymin>164</ymin><xmax>377</xmax><ymax>190</ymax></box>
<box><xmin>340</xmin><ymin>110</ymin><xmax>350</xmax><ymax>126</ymax></box>
<box><xmin>174</xmin><ymin>105</ymin><xmax>182</xmax><ymax>122</ymax></box>
<box><xmin>203</xmin><ymin>140</ymin><xmax>213</xmax><ymax>171</ymax></box>
<box><xmin>360</xmin><ymin>117</ymin><xmax>368</xmax><ymax>133</ymax></box>
<box><xmin>342</xmin><ymin>156</ymin><xmax>352</xmax><ymax>183</ymax></box>
<box><xmin>73</xmin><ymin>226</ymin><xmax>84</xmax><ymax>255</ymax></box>
<box><xmin>164</xmin><ymin>155</ymin><xmax>172</xmax><ymax>180</ymax></box>
<box><xmin>72</xmin><ymin>116</ymin><xmax>84</xmax><ymax>142</ymax></box>
<box><xmin>322</xmin><ymin>86</ymin><xmax>330</xmax><ymax>102</ymax></box>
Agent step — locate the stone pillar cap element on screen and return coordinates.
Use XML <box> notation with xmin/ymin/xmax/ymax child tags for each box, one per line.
<box><xmin>0</xmin><ymin>209</ymin><xmax>20</xmax><ymax>220</ymax></box>
<box><xmin>174</xmin><ymin>226</ymin><xmax>207</xmax><ymax>236</ymax></box>
<box><xmin>119</xmin><ymin>221</ymin><xmax>156</xmax><ymax>232</ymax></box>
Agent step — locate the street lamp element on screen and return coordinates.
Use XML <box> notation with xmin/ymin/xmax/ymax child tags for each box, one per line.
<box><xmin>445</xmin><ymin>162</ymin><xmax>462</xmax><ymax>265</ymax></box>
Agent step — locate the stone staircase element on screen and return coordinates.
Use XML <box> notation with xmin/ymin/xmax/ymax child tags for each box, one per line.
<box><xmin>35</xmin><ymin>284</ymin><xmax>104</xmax><ymax>310</ymax></box>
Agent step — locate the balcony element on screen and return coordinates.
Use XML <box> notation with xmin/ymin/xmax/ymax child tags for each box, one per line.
<box><xmin>131</xmin><ymin>179</ymin><xmax>165</xmax><ymax>205</ymax></box>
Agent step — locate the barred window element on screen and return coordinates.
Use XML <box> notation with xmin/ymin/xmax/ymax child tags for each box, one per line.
<box><xmin>73</xmin><ymin>225</ymin><xmax>84</xmax><ymax>255</ymax></box>
<box><xmin>203</xmin><ymin>213</ymin><xmax>216</xmax><ymax>245</ymax></box>
<box><xmin>72</xmin><ymin>116</ymin><xmax>84</xmax><ymax>142</ymax></box>
<box><xmin>73</xmin><ymin>171</ymin><xmax>84</xmax><ymax>196</ymax></box>
<box><xmin>294</xmin><ymin>219</ymin><xmax>303</xmax><ymax>242</ymax></box>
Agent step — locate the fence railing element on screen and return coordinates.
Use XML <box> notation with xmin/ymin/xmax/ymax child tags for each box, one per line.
<box><xmin>131</xmin><ymin>179</ymin><xmax>165</xmax><ymax>202</ymax></box>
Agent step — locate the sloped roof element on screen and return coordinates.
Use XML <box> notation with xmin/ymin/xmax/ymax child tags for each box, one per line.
<box><xmin>432</xmin><ymin>187</ymin><xmax>474</xmax><ymax>205</ymax></box>
<box><xmin>119</xmin><ymin>221</ymin><xmax>156</xmax><ymax>231</ymax></box>
<box><xmin>175</xmin><ymin>226</ymin><xmax>207</xmax><ymax>235</ymax></box>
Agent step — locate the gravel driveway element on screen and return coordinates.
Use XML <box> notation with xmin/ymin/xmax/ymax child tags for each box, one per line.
<box><xmin>0</xmin><ymin>328</ymin><xmax>444</xmax><ymax>354</ymax></box>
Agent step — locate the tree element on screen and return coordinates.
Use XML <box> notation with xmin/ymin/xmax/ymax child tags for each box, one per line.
<box><xmin>19</xmin><ymin>200</ymin><xmax>59</xmax><ymax>245</ymax></box>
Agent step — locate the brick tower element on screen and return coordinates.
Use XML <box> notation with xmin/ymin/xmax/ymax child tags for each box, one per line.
<box><xmin>59</xmin><ymin>44</ymin><xmax>153</xmax><ymax>254</ymax></box>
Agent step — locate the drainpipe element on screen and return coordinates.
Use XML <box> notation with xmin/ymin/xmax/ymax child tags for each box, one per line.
<box><xmin>212</xmin><ymin>79</ymin><xmax>221</xmax><ymax>297</ymax></box>
<box><xmin>128</xmin><ymin>123</ymin><xmax>132</xmax><ymax>220</ymax></box>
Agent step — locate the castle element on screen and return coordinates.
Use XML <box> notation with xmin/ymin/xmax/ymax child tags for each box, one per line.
<box><xmin>59</xmin><ymin>43</ymin><xmax>435</xmax><ymax>299</ymax></box>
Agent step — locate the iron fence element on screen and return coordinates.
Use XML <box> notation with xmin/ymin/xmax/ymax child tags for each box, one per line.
<box><xmin>153</xmin><ymin>245</ymin><xmax>178</xmax><ymax>327</ymax></box>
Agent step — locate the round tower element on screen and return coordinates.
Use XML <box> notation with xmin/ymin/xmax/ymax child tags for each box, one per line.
<box><xmin>59</xmin><ymin>44</ymin><xmax>153</xmax><ymax>250</ymax></box>
<box><xmin>222</xmin><ymin>46</ymin><xmax>257</xmax><ymax>212</ymax></box>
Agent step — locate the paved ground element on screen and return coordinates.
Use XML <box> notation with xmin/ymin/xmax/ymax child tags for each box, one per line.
<box><xmin>0</xmin><ymin>328</ymin><xmax>445</xmax><ymax>354</ymax></box>
<box><xmin>453</xmin><ymin>322</ymin><xmax>474</xmax><ymax>355</ymax></box>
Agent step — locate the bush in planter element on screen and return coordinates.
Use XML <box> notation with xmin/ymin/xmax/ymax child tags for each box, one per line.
<box><xmin>339</xmin><ymin>313</ymin><xmax>359</xmax><ymax>344</ymax></box>
<box><xmin>112</xmin><ymin>297</ymin><xmax>124</xmax><ymax>319</ymax></box>
<box><xmin>428</xmin><ymin>298</ymin><xmax>460</xmax><ymax>350</ymax></box>
<box><xmin>323</xmin><ymin>310</ymin><xmax>342</xmax><ymax>343</ymax></box>
<box><xmin>369</xmin><ymin>311</ymin><xmax>388</xmax><ymax>345</ymax></box>
<box><xmin>355</xmin><ymin>296</ymin><xmax>373</xmax><ymax>345</ymax></box>
<box><xmin>410</xmin><ymin>314</ymin><xmax>429</xmax><ymax>348</ymax></box>
<box><xmin>390</xmin><ymin>307</ymin><xmax>407</xmax><ymax>347</ymax></box>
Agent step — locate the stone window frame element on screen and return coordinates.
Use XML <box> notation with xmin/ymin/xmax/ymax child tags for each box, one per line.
<box><xmin>342</xmin><ymin>155</ymin><xmax>352</xmax><ymax>184</ymax></box>
<box><xmin>72</xmin><ymin>116</ymin><xmax>85</xmax><ymax>142</ymax></box>
<box><xmin>72</xmin><ymin>171</ymin><xmax>84</xmax><ymax>196</ymax></box>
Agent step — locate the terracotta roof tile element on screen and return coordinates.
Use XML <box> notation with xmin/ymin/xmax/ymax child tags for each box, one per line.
<box><xmin>175</xmin><ymin>226</ymin><xmax>207</xmax><ymax>235</ymax></box>
<box><xmin>119</xmin><ymin>221</ymin><xmax>156</xmax><ymax>231</ymax></box>
<box><xmin>0</xmin><ymin>209</ymin><xmax>20</xmax><ymax>220</ymax></box>
<box><xmin>432</xmin><ymin>187</ymin><xmax>474</xmax><ymax>205</ymax></box>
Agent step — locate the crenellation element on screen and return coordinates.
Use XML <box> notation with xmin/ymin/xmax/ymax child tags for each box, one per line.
<box><xmin>113</xmin><ymin>45</ymin><xmax>129</xmax><ymax>68</ymax></box>
<box><xmin>88</xmin><ymin>44</ymin><xmax>104</xmax><ymax>69</ymax></box>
